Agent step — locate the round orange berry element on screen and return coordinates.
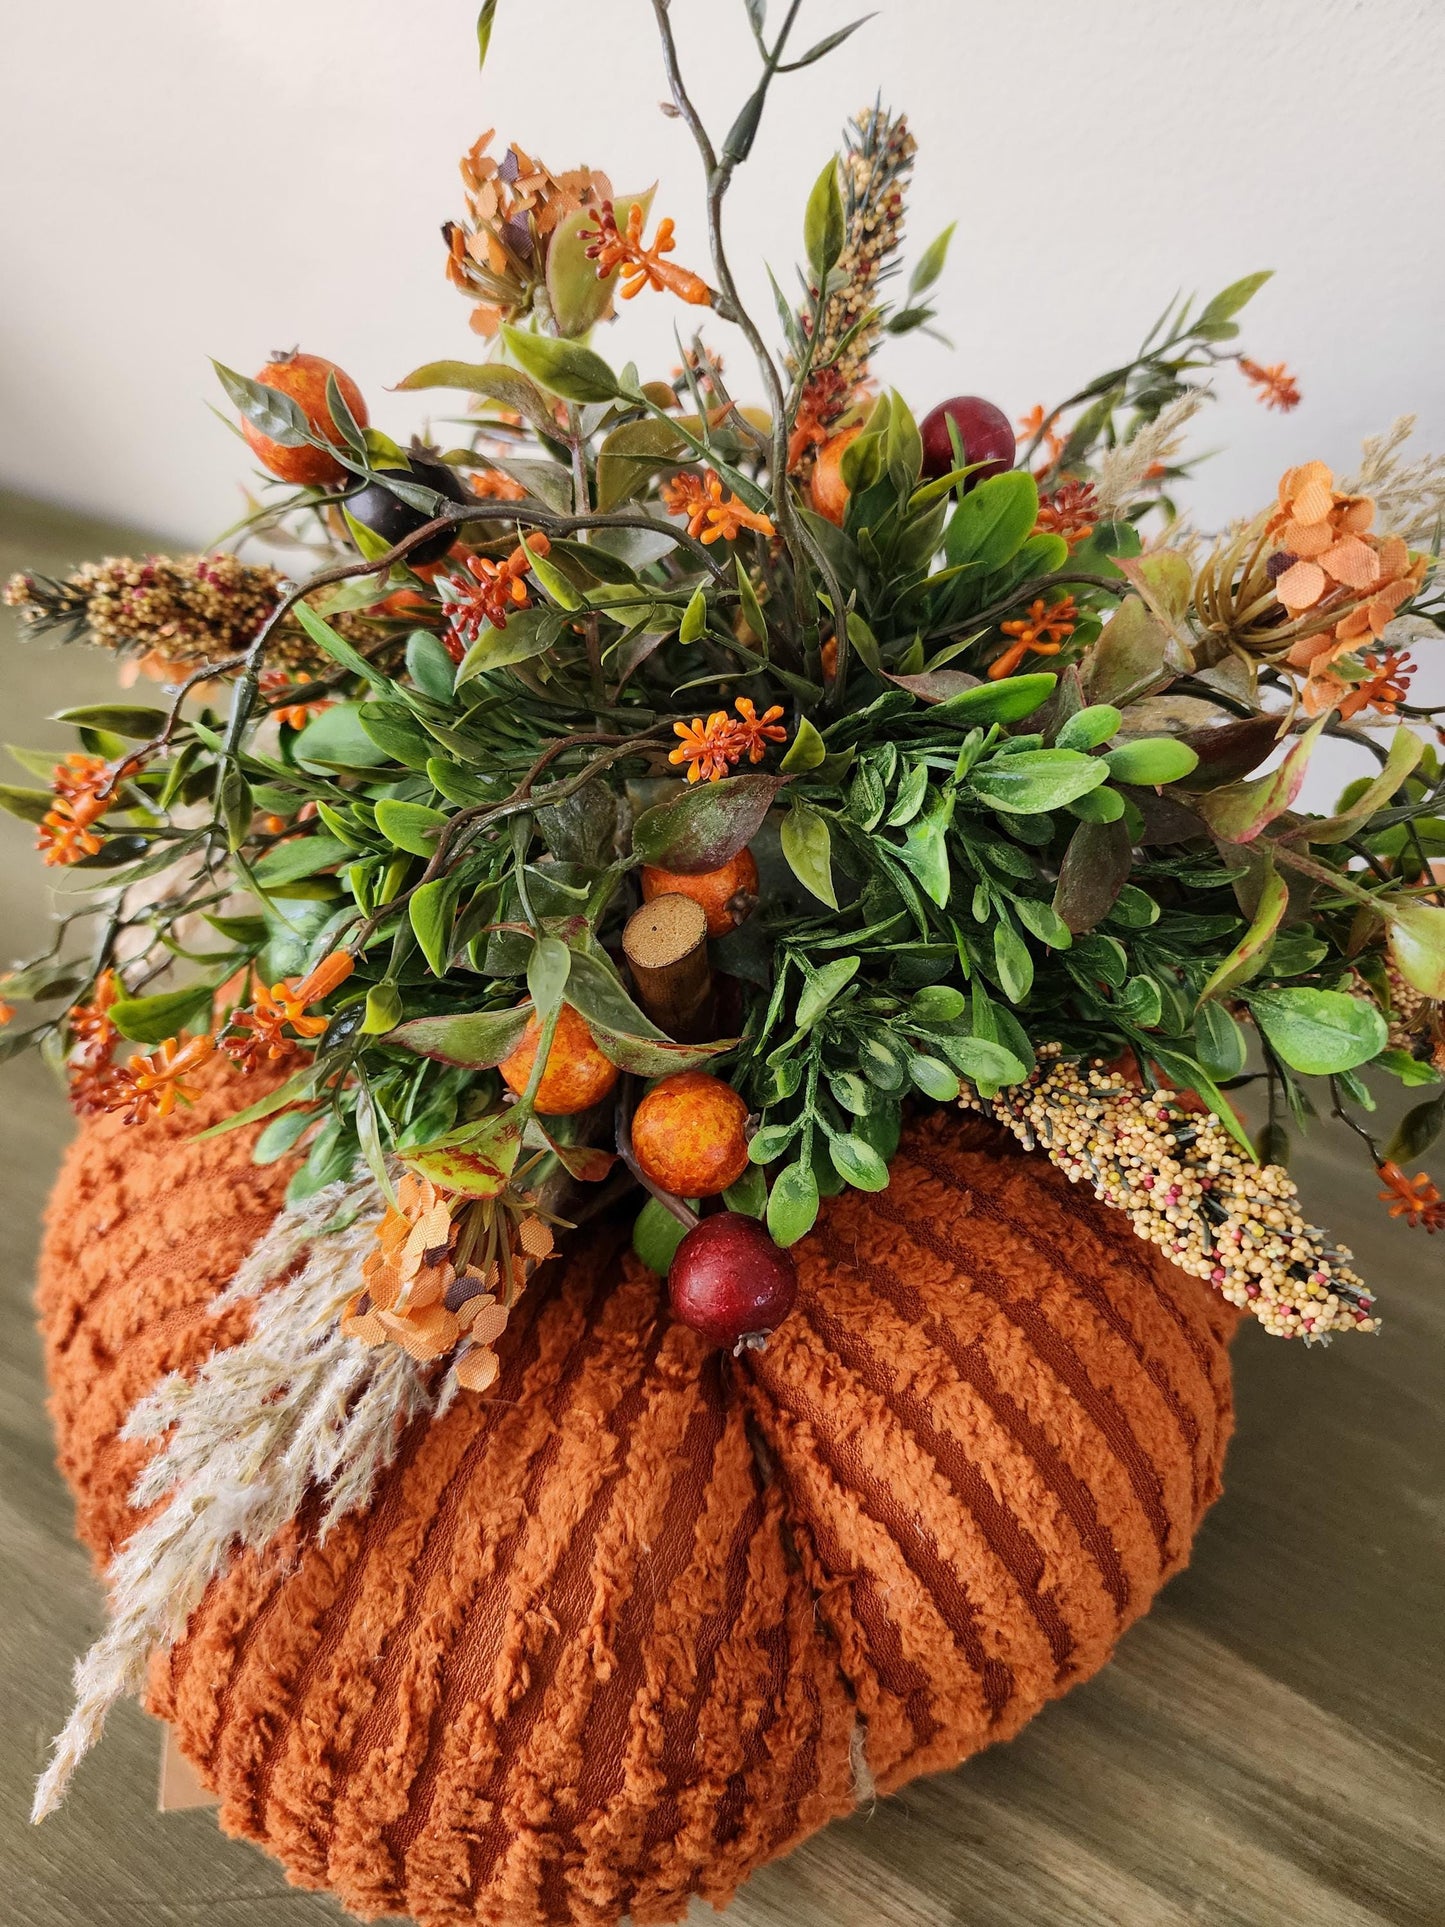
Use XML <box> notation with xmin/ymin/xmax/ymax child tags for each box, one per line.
<box><xmin>499</xmin><ymin>1003</ymin><xmax>619</xmax><ymax>1115</ymax></box>
<box><xmin>809</xmin><ymin>425</ymin><xmax>862</xmax><ymax>527</ymax></box>
<box><xmin>240</xmin><ymin>351</ymin><xmax>369</xmax><ymax>487</ymax></box>
<box><xmin>631</xmin><ymin>1072</ymin><xmax>751</xmax><ymax>1198</ymax></box>
<box><xmin>640</xmin><ymin>847</ymin><xmax>759</xmax><ymax>938</ymax></box>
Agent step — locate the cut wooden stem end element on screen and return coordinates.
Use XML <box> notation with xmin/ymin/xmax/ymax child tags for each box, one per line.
<box><xmin>623</xmin><ymin>893</ymin><xmax>713</xmax><ymax>1042</ymax></box>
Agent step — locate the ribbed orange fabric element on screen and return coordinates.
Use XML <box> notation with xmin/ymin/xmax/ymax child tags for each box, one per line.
<box><xmin>37</xmin><ymin>1084</ymin><xmax>1236</xmax><ymax>1926</ymax></box>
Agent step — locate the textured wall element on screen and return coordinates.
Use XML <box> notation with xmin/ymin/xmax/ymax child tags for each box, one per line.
<box><xmin>2</xmin><ymin>0</ymin><xmax>1442</xmax><ymax>797</ymax></box>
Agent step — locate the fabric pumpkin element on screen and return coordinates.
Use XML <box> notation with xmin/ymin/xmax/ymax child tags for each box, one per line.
<box><xmin>37</xmin><ymin>1082</ymin><xmax>1236</xmax><ymax>1926</ymax></box>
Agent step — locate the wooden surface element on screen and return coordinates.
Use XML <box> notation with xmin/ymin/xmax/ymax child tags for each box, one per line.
<box><xmin>2</xmin><ymin>491</ymin><xmax>1442</xmax><ymax>1927</ymax></box>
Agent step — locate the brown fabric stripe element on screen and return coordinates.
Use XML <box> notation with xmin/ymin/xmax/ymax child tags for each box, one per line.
<box><xmin>866</xmin><ymin>1187</ymin><xmax>1174</xmax><ymax>1562</ymax></box>
<box><xmin>906</xmin><ymin>1141</ymin><xmax>1204</xmax><ymax>1509</ymax></box>
<box><xmin>333</xmin><ymin>1257</ymin><xmax>622</xmax><ymax>1897</ymax></box>
<box><xmin>462</xmin><ymin>1313</ymin><xmax>673</xmax><ymax>1905</ymax></box>
<box><xmin>816</xmin><ymin>1222</ymin><xmax>1131</xmax><ymax>1618</ymax></box>
<box><xmin>752</xmin><ymin>1352</ymin><xmax>1014</xmax><ymax>1726</ymax></box>
<box><xmin>802</xmin><ymin>1278</ymin><xmax>1075</xmax><ymax>1676</ymax></box>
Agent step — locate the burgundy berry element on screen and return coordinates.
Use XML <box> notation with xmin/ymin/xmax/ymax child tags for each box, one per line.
<box><xmin>919</xmin><ymin>395</ymin><xmax>1016</xmax><ymax>487</ymax></box>
<box><xmin>667</xmin><ymin>1212</ymin><xmax>798</xmax><ymax>1353</ymax></box>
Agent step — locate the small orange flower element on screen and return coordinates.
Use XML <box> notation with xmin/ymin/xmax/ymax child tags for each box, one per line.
<box><xmin>441</xmin><ymin>532</ymin><xmax>550</xmax><ymax>653</ymax></box>
<box><xmin>670</xmin><ymin>710</ymin><xmax>738</xmax><ymax>784</ymax></box>
<box><xmin>107</xmin><ymin>1031</ymin><xmax>216</xmax><ymax>1125</ymax></box>
<box><xmin>1377</xmin><ymin>1161</ymin><xmax>1445</xmax><ymax>1232</ymax></box>
<box><xmin>990</xmin><ymin>595</ymin><xmax>1078</xmax><ymax>680</ymax></box>
<box><xmin>222</xmin><ymin>951</ymin><xmax>354</xmax><ymax>1072</ymax></box>
<box><xmin>1034</xmin><ymin>480</ymin><xmax>1099</xmax><ymax>549</ymax></box>
<box><xmin>581</xmin><ymin>200</ymin><xmax>712</xmax><ymax>306</ymax></box>
<box><xmin>660</xmin><ymin>470</ymin><xmax>775</xmax><ymax>545</ymax></box>
<box><xmin>469</xmin><ymin>466</ymin><xmax>526</xmax><ymax>503</ymax></box>
<box><xmin>1018</xmin><ymin>403</ymin><xmax>1065</xmax><ymax>468</ymax></box>
<box><xmin>1239</xmin><ymin>358</ymin><xmax>1301</xmax><ymax>413</ymax></box>
<box><xmin>37</xmin><ymin>753</ymin><xmax>112</xmax><ymax>867</ymax></box>
<box><xmin>728</xmin><ymin>696</ymin><xmax>788</xmax><ymax>764</ymax></box>
<box><xmin>260</xmin><ymin>669</ymin><xmax>331</xmax><ymax>731</ymax></box>
<box><xmin>1336</xmin><ymin>649</ymin><xmax>1414</xmax><ymax>722</ymax></box>
<box><xmin>668</xmin><ymin>697</ymin><xmax>788</xmax><ymax>782</ymax></box>
<box><xmin>67</xmin><ymin>970</ymin><xmax>119</xmax><ymax>1051</ymax></box>
<box><xmin>0</xmin><ymin>998</ymin><xmax>13</xmax><ymax>1027</ymax></box>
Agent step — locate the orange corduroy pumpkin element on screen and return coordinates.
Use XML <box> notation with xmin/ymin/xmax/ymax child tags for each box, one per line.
<box><xmin>37</xmin><ymin>1075</ymin><xmax>1236</xmax><ymax>1927</ymax></box>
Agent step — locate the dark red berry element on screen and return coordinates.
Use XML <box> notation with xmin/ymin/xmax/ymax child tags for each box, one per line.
<box><xmin>667</xmin><ymin>1212</ymin><xmax>798</xmax><ymax>1352</ymax></box>
<box><xmin>344</xmin><ymin>453</ymin><xmax>474</xmax><ymax>565</ymax></box>
<box><xmin>919</xmin><ymin>395</ymin><xmax>1016</xmax><ymax>487</ymax></box>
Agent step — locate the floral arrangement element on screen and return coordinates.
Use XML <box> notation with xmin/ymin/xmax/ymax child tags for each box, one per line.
<box><xmin>9</xmin><ymin>7</ymin><xmax>1445</xmax><ymax>1381</ymax></box>
<box><xmin>12</xmin><ymin>0</ymin><xmax>1445</xmax><ymax>1833</ymax></box>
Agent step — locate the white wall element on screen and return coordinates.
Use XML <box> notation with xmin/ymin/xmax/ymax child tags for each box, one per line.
<box><xmin>3</xmin><ymin>0</ymin><xmax>1443</xmax><ymax>797</ymax></box>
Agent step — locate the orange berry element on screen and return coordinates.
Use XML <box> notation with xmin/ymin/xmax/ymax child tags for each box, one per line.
<box><xmin>631</xmin><ymin>1072</ymin><xmax>750</xmax><ymax>1198</ymax></box>
<box><xmin>499</xmin><ymin>1003</ymin><xmax>619</xmax><ymax>1115</ymax></box>
<box><xmin>640</xmin><ymin>847</ymin><xmax>759</xmax><ymax>937</ymax></box>
<box><xmin>240</xmin><ymin>350</ymin><xmax>369</xmax><ymax>487</ymax></box>
<box><xmin>809</xmin><ymin>425</ymin><xmax>862</xmax><ymax>527</ymax></box>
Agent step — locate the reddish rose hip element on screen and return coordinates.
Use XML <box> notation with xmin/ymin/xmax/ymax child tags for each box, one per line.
<box><xmin>667</xmin><ymin>1212</ymin><xmax>798</xmax><ymax>1352</ymax></box>
<box><xmin>919</xmin><ymin>395</ymin><xmax>1015</xmax><ymax>487</ymax></box>
<box><xmin>240</xmin><ymin>350</ymin><xmax>369</xmax><ymax>487</ymax></box>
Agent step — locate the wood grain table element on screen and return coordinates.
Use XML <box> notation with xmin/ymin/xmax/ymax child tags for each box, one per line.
<box><xmin>2</xmin><ymin>492</ymin><xmax>1441</xmax><ymax>1927</ymax></box>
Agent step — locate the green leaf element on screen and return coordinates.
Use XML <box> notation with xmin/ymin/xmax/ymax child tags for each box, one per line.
<box><xmin>969</xmin><ymin>747</ymin><xmax>1107</xmax><ymax>815</ymax></box>
<box><xmin>780</xmin><ymin>715</ymin><xmax>826</xmax><ymax>773</ymax></box>
<box><xmin>633</xmin><ymin>1196</ymin><xmax>690</xmax><ymax>1276</ymax></box>
<box><xmin>362</xmin><ymin>980</ymin><xmax>405</xmax><ymax>1034</ymax></box>
<box><xmin>455</xmin><ymin>603</ymin><xmax>562</xmax><ymax>681</ymax></box>
<box><xmin>395</xmin><ymin>359</ymin><xmax>558</xmax><ymax>439</ymax></box>
<box><xmin>1103</xmin><ymin>737</ymin><xmax>1199</xmax><ymax>786</ymax></box>
<box><xmin>253</xmin><ymin>1107</ymin><xmax>315</xmax><ymax>1164</ymax></box>
<box><xmin>1384</xmin><ymin>1094</ymin><xmax>1445</xmax><ymax>1165</ymax></box>
<box><xmin>404</xmin><ymin>1110</ymin><xmax>523</xmax><ymax>1198</ymax></box>
<box><xmin>373</xmin><ymin>799</ymin><xmax>447</xmax><ymax>859</ymax></box>
<box><xmin>908</xmin><ymin>984</ymin><xmax>966</xmax><ymax>1026</ymax></box>
<box><xmin>943</xmin><ymin>470</ymin><xmax>1039</xmax><ymax>572</ymax></box>
<box><xmin>908</xmin><ymin>221</ymin><xmax>955</xmax><ymax>296</ymax></box>
<box><xmin>722</xmin><ymin>1163</ymin><xmax>768</xmax><ymax>1217</ymax></box>
<box><xmin>1055</xmin><ymin>704</ymin><xmax>1121</xmax><ymax>752</ymax></box>
<box><xmin>1246</xmin><ymin>987</ymin><xmax>1388</xmax><ymax>1076</ymax></box>
<box><xmin>501</xmin><ymin>324</ymin><xmax>619</xmax><ymax>403</ymax></box>
<box><xmin>291</xmin><ymin>598</ymin><xmax>383</xmax><ymax>683</ymax></box>
<box><xmin>748</xmin><ymin>1121</ymin><xmax>800</xmax><ymax>1163</ymax></box>
<box><xmin>780</xmin><ymin>801</ymin><xmax>837</xmax><ymax>908</ymax></box>
<box><xmin>926</xmin><ymin>673</ymin><xmax>1056</xmax><ymax>727</ymax></box>
<box><xmin>893</xmin><ymin>787</ymin><xmax>953</xmax><ymax>907</ymax></box>
<box><xmin>678</xmin><ymin>585</ymin><xmax>708</xmax><ymax>644</ymax></box>
<box><xmin>252</xmin><ymin>834</ymin><xmax>351</xmax><ymax>886</ymax></box>
<box><xmin>1197</xmin><ymin>863</ymin><xmax>1287</xmax><ymax>1002</ymax></box>
<box><xmin>1197</xmin><ymin>270</ymin><xmax>1272</xmax><ymax>327</ymax></box>
<box><xmin>526</xmin><ymin>934</ymin><xmax>572</xmax><ymax>1018</ymax></box>
<box><xmin>796</xmin><ymin>955</ymin><xmax>859</xmax><ymax>1030</ymax></box>
<box><xmin>1195</xmin><ymin>999</ymin><xmax>1248</xmax><ymax>1080</ymax></box>
<box><xmin>0</xmin><ymin>782</ymin><xmax>55</xmax><ymax>825</ymax></box>
<box><xmin>1198</xmin><ymin>716</ymin><xmax>1326</xmax><ymax>844</ymax></box>
<box><xmin>632</xmin><ymin>773</ymin><xmax>788</xmax><ymax>872</ymax></box>
<box><xmin>219</xmin><ymin>766</ymin><xmax>252</xmax><ymax>851</ymax></box>
<box><xmin>292</xmin><ymin>703</ymin><xmax>392</xmax><ymax>771</ymax></box>
<box><xmin>405</xmin><ymin>630</ymin><xmax>456</xmax><ymax>703</ymax></box>
<box><xmin>829</xmin><ymin>1132</ymin><xmax>890</xmax><ymax>1191</ymax></box>
<box><xmin>1305</xmin><ymin>726</ymin><xmax>1425</xmax><ymax>843</ymax></box>
<box><xmin>766</xmin><ymin>1158</ymin><xmax>819</xmax><ymax>1246</ymax></box>
<box><xmin>1065</xmin><ymin>784</ymin><xmax>1127</xmax><ymax>823</ymax></box>
<box><xmin>804</xmin><ymin>156</ymin><xmax>845</xmax><ymax>276</ymax></box>
<box><xmin>1081</xmin><ymin>597</ymin><xmax>1187</xmax><ymax>708</ymax></box>
<box><xmin>908</xmin><ymin>1054</ymin><xmax>961</xmax><ymax>1101</ymax></box>
<box><xmin>212</xmin><ymin>360</ymin><xmax>308</xmax><ymax>445</ymax></box>
<box><xmin>993</xmin><ymin>920</ymin><xmax>1034</xmax><ymax>1002</ymax></box>
<box><xmin>594</xmin><ymin>414</ymin><xmax>686</xmax><ymax>510</ymax></box>
<box><xmin>941</xmin><ymin>1035</ymin><xmax>1028</xmax><ymax>1086</ymax></box>
<box><xmin>476</xmin><ymin>0</ymin><xmax>498</xmax><ymax>69</ymax></box>
<box><xmin>53</xmin><ymin>704</ymin><xmax>170</xmax><ymax>737</ymax></box>
<box><xmin>110</xmin><ymin>983</ymin><xmax>214</xmax><ymax>1044</ymax></box>
<box><xmin>588</xmin><ymin>1021</ymin><xmax>734</xmax><ymax>1077</ymax></box>
<box><xmin>1388</xmin><ymin>899</ymin><xmax>1445</xmax><ymax>1001</ymax></box>
<box><xmin>408</xmin><ymin>875</ymin><xmax>459</xmax><ymax>975</ymax></box>
<box><xmin>388</xmin><ymin>1005</ymin><xmax>532</xmax><ymax>1068</ymax></box>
